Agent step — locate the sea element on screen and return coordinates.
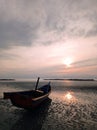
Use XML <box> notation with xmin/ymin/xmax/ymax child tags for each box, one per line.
<box><xmin>0</xmin><ymin>79</ymin><xmax>97</xmax><ymax>130</ymax></box>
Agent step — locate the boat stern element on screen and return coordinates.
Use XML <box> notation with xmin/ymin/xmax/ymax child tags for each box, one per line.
<box><xmin>3</xmin><ymin>92</ymin><xmax>13</xmax><ymax>99</ymax></box>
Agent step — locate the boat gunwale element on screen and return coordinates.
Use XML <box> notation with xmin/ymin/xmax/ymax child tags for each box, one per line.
<box><xmin>11</xmin><ymin>89</ymin><xmax>51</xmax><ymax>101</ymax></box>
<box><xmin>32</xmin><ymin>91</ymin><xmax>51</xmax><ymax>101</ymax></box>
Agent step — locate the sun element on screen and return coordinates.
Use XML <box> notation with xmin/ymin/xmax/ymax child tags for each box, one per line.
<box><xmin>63</xmin><ymin>58</ymin><xmax>73</xmax><ymax>67</ymax></box>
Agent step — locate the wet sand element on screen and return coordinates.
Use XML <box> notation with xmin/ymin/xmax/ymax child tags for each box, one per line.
<box><xmin>0</xmin><ymin>80</ymin><xmax>97</xmax><ymax>130</ymax></box>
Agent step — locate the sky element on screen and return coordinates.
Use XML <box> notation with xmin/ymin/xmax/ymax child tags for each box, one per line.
<box><xmin>0</xmin><ymin>0</ymin><xmax>97</xmax><ymax>79</ymax></box>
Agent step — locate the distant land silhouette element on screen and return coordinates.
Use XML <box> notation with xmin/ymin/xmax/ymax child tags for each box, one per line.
<box><xmin>44</xmin><ymin>78</ymin><xmax>95</xmax><ymax>81</ymax></box>
<box><xmin>0</xmin><ymin>79</ymin><xmax>15</xmax><ymax>81</ymax></box>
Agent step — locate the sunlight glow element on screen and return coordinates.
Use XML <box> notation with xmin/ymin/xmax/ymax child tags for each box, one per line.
<box><xmin>65</xmin><ymin>92</ymin><xmax>73</xmax><ymax>100</ymax></box>
<box><xmin>63</xmin><ymin>58</ymin><xmax>73</xmax><ymax>67</ymax></box>
<box><xmin>63</xmin><ymin>91</ymin><xmax>77</xmax><ymax>103</ymax></box>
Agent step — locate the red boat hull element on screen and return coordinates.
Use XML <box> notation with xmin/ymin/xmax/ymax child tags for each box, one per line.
<box><xmin>3</xmin><ymin>83</ymin><xmax>51</xmax><ymax>109</ymax></box>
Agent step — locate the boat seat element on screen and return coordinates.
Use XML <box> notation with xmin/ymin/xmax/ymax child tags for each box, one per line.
<box><xmin>36</xmin><ymin>90</ymin><xmax>44</xmax><ymax>94</ymax></box>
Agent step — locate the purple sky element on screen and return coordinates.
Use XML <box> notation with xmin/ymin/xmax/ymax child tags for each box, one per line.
<box><xmin>0</xmin><ymin>0</ymin><xmax>97</xmax><ymax>79</ymax></box>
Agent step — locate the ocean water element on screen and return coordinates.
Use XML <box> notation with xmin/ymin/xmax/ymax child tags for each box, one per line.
<box><xmin>0</xmin><ymin>80</ymin><xmax>97</xmax><ymax>130</ymax></box>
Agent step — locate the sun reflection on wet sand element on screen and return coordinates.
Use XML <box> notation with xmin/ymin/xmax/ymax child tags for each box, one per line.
<box><xmin>63</xmin><ymin>91</ymin><xmax>77</xmax><ymax>103</ymax></box>
<box><xmin>65</xmin><ymin>92</ymin><xmax>72</xmax><ymax>100</ymax></box>
<box><xmin>51</xmin><ymin>91</ymin><xmax>77</xmax><ymax>103</ymax></box>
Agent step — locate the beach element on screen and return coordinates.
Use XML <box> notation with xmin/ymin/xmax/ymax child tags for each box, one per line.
<box><xmin>0</xmin><ymin>80</ymin><xmax>97</xmax><ymax>130</ymax></box>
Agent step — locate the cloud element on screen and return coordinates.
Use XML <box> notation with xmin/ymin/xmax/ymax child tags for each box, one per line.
<box><xmin>0</xmin><ymin>18</ymin><xmax>39</xmax><ymax>49</ymax></box>
<box><xmin>0</xmin><ymin>0</ymin><xmax>43</xmax><ymax>49</ymax></box>
<box><xmin>43</xmin><ymin>0</ymin><xmax>97</xmax><ymax>37</ymax></box>
<box><xmin>0</xmin><ymin>0</ymin><xmax>97</xmax><ymax>50</ymax></box>
<box><xmin>0</xmin><ymin>52</ymin><xmax>19</xmax><ymax>60</ymax></box>
<box><xmin>85</xmin><ymin>24</ymin><xmax>97</xmax><ymax>37</ymax></box>
<box><xmin>72</xmin><ymin>58</ymin><xmax>97</xmax><ymax>68</ymax></box>
<box><xmin>94</xmin><ymin>43</ymin><xmax>97</xmax><ymax>47</ymax></box>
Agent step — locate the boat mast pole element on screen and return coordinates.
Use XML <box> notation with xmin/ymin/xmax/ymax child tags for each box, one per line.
<box><xmin>35</xmin><ymin>77</ymin><xmax>40</xmax><ymax>90</ymax></box>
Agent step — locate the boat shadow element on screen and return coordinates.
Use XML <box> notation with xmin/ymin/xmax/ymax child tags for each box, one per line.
<box><xmin>11</xmin><ymin>98</ymin><xmax>52</xmax><ymax>130</ymax></box>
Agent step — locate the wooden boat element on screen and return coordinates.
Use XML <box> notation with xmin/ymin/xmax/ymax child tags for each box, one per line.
<box><xmin>3</xmin><ymin>78</ymin><xmax>51</xmax><ymax>109</ymax></box>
